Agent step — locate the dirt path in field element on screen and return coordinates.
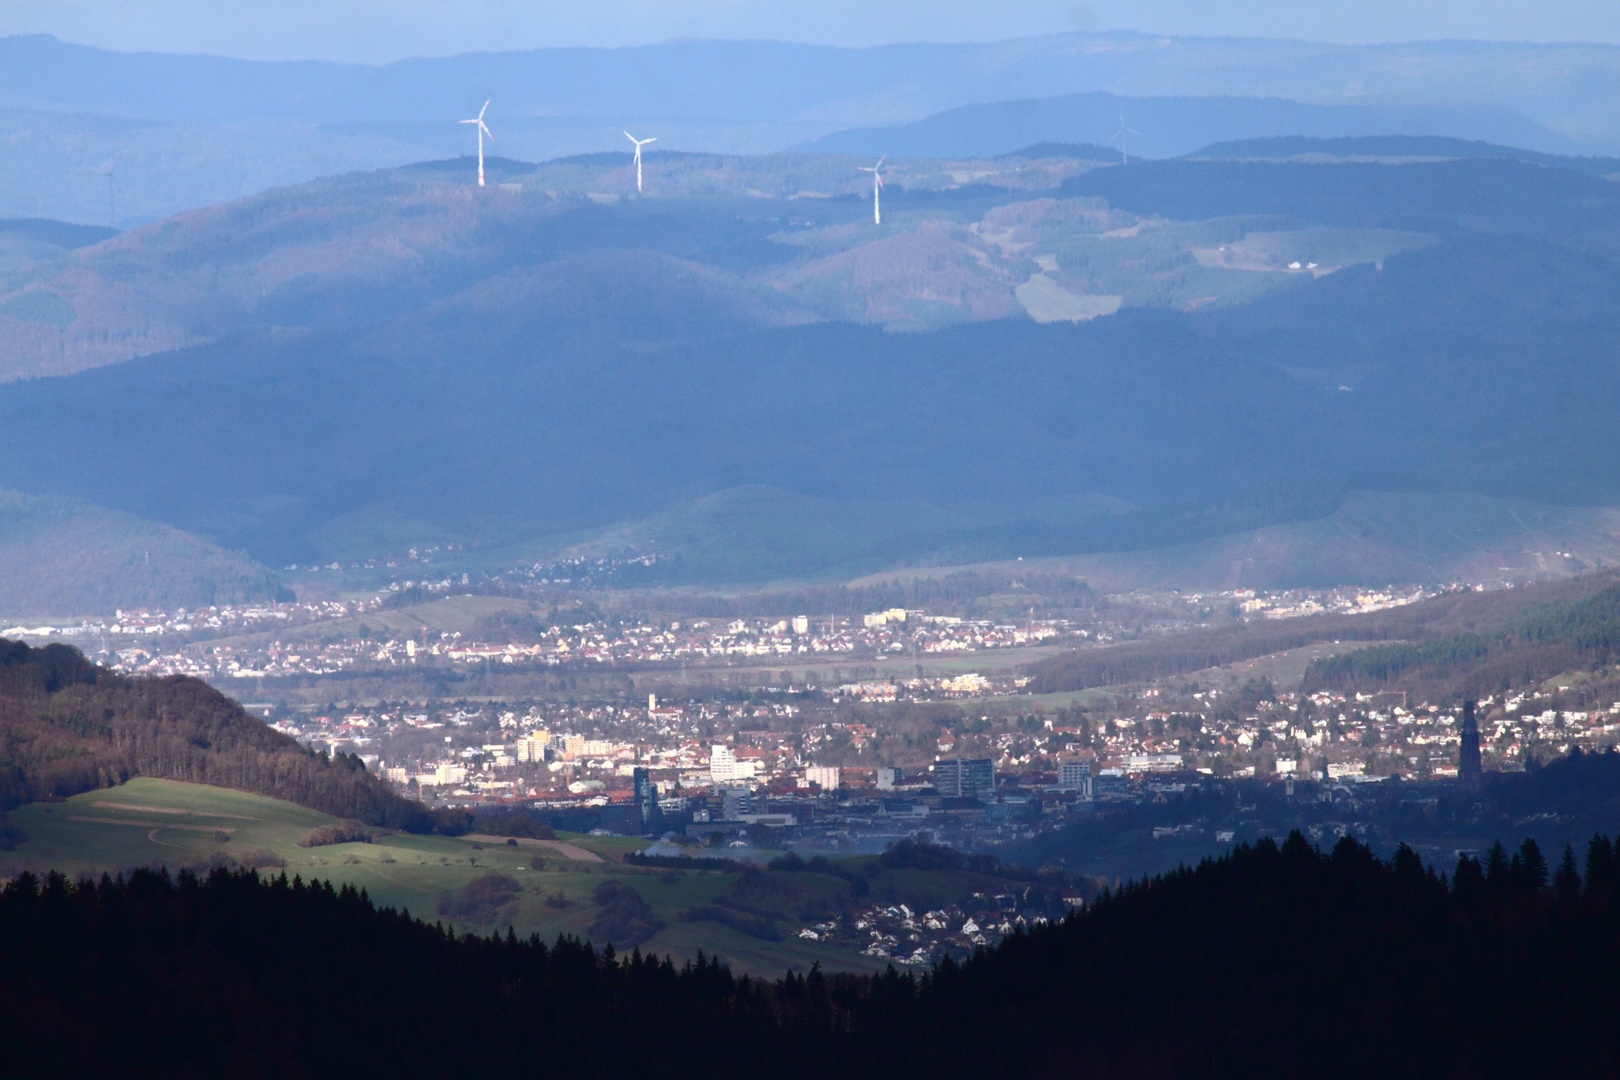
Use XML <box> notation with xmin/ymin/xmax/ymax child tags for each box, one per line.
<box><xmin>69</xmin><ymin>816</ymin><xmax>235</xmax><ymax>834</ymax></box>
<box><xmin>461</xmin><ymin>835</ymin><xmax>602</xmax><ymax>862</ymax></box>
<box><xmin>93</xmin><ymin>802</ymin><xmax>259</xmax><ymax>820</ymax></box>
<box><xmin>93</xmin><ymin>802</ymin><xmax>189</xmax><ymax>815</ymax></box>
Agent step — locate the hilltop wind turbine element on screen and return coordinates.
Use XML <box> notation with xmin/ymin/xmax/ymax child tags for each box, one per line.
<box><xmin>1112</xmin><ymin>113</ymin><xmax>1139</xmax><ymax>165</ymax></box>
<box><xmin>459</xmin><ymin>100</ymin><xmax>494</xmax><ymax>187</ymax></box>
<box><xmin>857</xmin><ymin>157</ymin><xmax>885</xmax><ymax>224</ymax></box>
<box><xmin>624</xmin><ymin>132</ymin><xmax>656</xmax><ymax>193</ymax></box>
<box><xmin>94</xmin><ymin>163</ymin><xmax>118</xmax><ymax>226</ymax></box>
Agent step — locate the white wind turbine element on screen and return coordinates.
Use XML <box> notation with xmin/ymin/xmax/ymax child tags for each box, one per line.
<box><xmin>1112</xmin><ymin>113</ymin><xmax>1139</xmax><ymax>165</ymax></box>
<box><xmin>857</xmin><ymin>156</ymin><xmax>885</xmax><ymax>224</ymax></box>
<box><xmin>459</xmin><ymin>100</ymin><xmax>494</xmax><ymax>187</ymax></box>
<box><xmin>94</xmin><ymin>163</ymin><xmax>118</xmax><ymax>226</ymax></box>
<box><xmin>624</xmin><ymin>132</ymin><xmax>656</xmax><ymax>193</ymax></box>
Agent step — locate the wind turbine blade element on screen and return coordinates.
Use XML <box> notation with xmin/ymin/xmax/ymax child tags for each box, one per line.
<box><xmin>644</xmin><ymin>137</ymin><xmax>656</xmax><ymax>145</ymax></box>
<box><xmin>478</xmin><ymin>100</ymin><xmax>490</xmax><ymax>120</ymax></box>
<box><xmin>625</xmin><ymin>131</ymin><xmax>637</xmax><ymax>143</ymax></box>
<box><xmin>481</xmin><ymin>122</ymin><xmax>493</xmax><ymax>139</ymax></box>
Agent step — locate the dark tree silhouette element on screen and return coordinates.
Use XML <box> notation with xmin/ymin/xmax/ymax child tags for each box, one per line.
<box><xmin>7</xmin><ymin>830</ymin><xmax>1620</xmax><ymax>1078</ymax></box>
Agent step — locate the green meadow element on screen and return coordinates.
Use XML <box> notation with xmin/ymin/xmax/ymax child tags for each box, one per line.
<box><xmin>0</xmin><ymin>778</ymin><xmax>894</xmax><ymax>977</ymax></box>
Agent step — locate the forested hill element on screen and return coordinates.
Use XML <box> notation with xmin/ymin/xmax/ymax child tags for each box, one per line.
<box><xmin>0</xmin><ymin>639</ymin><xmax>428</xmax><ymax>828</ymax></box>
<box><xmin>1027</xmin><ymin>569</ymin><xmax>1620</xmax><ymax>695</ymax></box>
<box><xmin>1301</xmin><ymin>579</ymin><xmax>1620</xmax><ymax>698</ymax></box>
<box><xmin>7</xmin><ymin>830</ymin><xmax>1620</xmax><ymax>1077</ymax></box>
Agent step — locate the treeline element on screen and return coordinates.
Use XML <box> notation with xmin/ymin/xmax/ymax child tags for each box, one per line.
<box><xmin>10</xmin><ymin>829</ymin><xmax>1620</xmax><ymax>1077</ymax></box>
<box><xmin>0</xmin><ymin>639</ymin><xmax>431</xmax><ymax>830</ymax></box>
<box><xmin>625</xmin><ymin>851</ymin><xmax>747</xmax><ymax>873</ymax></box>
<box><xmin>1027</xmin><ymin>570</ymin><xmax>1620</xmax><ymax>693</ymax></box>
<box><xmin>0</xmin><ymin>868</ymin><xmax>829</xmax><ymax>1079</ymax></box>
<box><xmin>1304</xmin><ymin>581</ymin><xmax>1620</xmax><ymax>696</ymax></box>
<box><xmin>1025</xmin><ymin>616</ymin><xmax>1390</xmax><ymax>692</ymax></box>
<box><xmin>875</xmin><ymin>837</ymin><xmax>1066</xmax><ymax>885</ymax></box>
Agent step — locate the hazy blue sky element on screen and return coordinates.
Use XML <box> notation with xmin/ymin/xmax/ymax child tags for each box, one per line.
<box><xmin>3</xmin><ymin>0</ymin><xmax>1619</xmax><ymax>62</ymax></box>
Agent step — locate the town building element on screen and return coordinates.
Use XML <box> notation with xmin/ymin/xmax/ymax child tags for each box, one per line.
<box><xmin>934</xmin><ymin>757</ymin><xmax>996</xmax><ymax>799</ymax></box>
<box><xmin>806</xmin><ymin>765</ymin><xmax>842</xmax><ymax>791</ymax></box>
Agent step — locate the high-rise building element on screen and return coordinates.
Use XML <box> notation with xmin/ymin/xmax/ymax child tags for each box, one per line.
<box><xmin>516</xmin><ymin>733</ymin><xmax>549</xmax><ymax>763</ymax></box>
<box><xmin>633</xmin><ymin>767</ymin><xmax>662</xmax><ymax>835</ymax></box>
<box><xmin>1458</xmin><ymin>699</ymin><xmax>1483</xmax><ymax>793</ymax></box>
<box><xmin>805</xmin><ymin>765</ymin><xmax>841</xmax><ymax>791</ymax></box>
<box><xmin>933</xmin><ymin>757</ymin><xmax>995</xmax><ymax>799</ymax></box>
<box><xmin>709</xmin><ymin>744</ymin><xmax>736</xmax><ymax>784</ymax></box>
<box><xmin>876</xmin><ymin>766</ymin><xmax>903</xmax><ymax>790</ymax></box>
<box><xmin>1059</xmin><ymin>761</ymin><xmax>1092</xmax><ymax>796</ymax></box>
<box><xmin>720</xmin><ymin>787</ymin><xmax>752</xmax><ymax>820</ymax></box>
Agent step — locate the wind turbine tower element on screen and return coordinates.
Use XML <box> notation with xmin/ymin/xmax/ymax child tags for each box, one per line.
<box><xmin>95</xmin><ymin>165</ymin><xmax>118</xmax><ymax>226</ymax></box>
<box><xmin>1112</xmin><ymin>113</ymin><xmax>1139</xmax><ymax>165</ymax></box>
<box><xmin>857</xmin><ymin>157</ymin><xmax>885</xmax><ymax>224</ymax></box>
<box><xmin>459</xmin><ymin>100</ymin><xmax>494</xmax><ymax>187</ymax></box>
<box><xmin>624</xmin><ymin>132</ymin><xmax>657</xmax><ymax>193</ymax></box>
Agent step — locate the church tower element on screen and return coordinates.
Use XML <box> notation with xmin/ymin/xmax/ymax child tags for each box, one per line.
<box><xmin>1458</xmin><ymin>699</ymin><xmax>1483</xmax><ymax>794</ymax></box>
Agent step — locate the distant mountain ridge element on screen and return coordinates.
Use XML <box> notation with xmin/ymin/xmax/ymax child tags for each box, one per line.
<box><xmin>7</xmin><ymin>30</ymin><xmax>1620</xmax><ymax>224</ymax></box>
<box><xmin>1187</xmin><ymin>134</ymin><xmax>1620</xmax><ymax>173</ymax></box>
<box><xmin>797</xmin><ymin>92</ymin><xmax>1578</xmax><ymax>160</ymax></box>
<box><xmin>4</xmin><ymin>31</ymin><xmax>1614</xmax><ymax>135</ymax></box>
<box><xmin>0</xmin><ymin>217</ymin><xmax>117</xmax><ymax>275</ymax></box>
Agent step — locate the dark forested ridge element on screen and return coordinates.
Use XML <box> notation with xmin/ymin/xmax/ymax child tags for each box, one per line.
<box><xmin>0</xmin><ymin>639</ymin><xmax>428</xmax><ymax>828</ymax></box>
<box><xmin>1304</xmin><ymin>579</ymin><xmax>1620</xmax><ymax>697</ymax></box>
<box><xmin>7</xmin><ymin>830</ymin><xmax>1620</xmax><ymax>1078</ymax></box>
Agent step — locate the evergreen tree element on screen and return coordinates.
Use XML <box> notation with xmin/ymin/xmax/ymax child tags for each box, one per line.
<box><xmin>1555</xmin><ymin>844</ymin><xmax>1582</xmax><ymax>903</ymax></box>
<box><xmin>1484</xmin><ymin>840</ymin><xmax>1512</xmax><ymax>891</ymax></box>
<box><xmin>1453</xmin><ymin>854</ymin><xmax>1485</xmax><ymax>905</ymax></box>
<box><xmin>1585</xmin><ymin>833</ymin><xmax>1616</xmax><ymax>898</ymax></box>
<box><xmin>1518</xmin><ymin>839</ymin><xmax>1550</xmax><ymax>891</ymax></box>
<box><xmin>1393</xmin><ymin>843</ymin><xmax>1426</xmax><ymax>883</ymax></box>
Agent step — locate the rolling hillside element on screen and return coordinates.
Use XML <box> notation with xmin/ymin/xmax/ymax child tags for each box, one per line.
<box><xmin>1025</xmin><ymin>569</ymin><xmax>1620</xmax><ymax>694</ymax></box>
<box><xmin>0</xmin><ymin>776</ymin><xmax>1085</xmax><ymax>979</ymax></box>
<box><xmin>0</xmin><ymin>638</ymin><xmax>422</xmax><ymax>826</ymax></box>
<box><xmin>892</xmin><ymin>491</ymin><xmax>1620</xmax><ymax>596</ymax></box>
<box><xmin>3</xmin><ymin>148</ymin><xmax>1620</xmax><ymax>584</ymax></box>
<box><xmin>0</xmin><ymin>489</ymin><xmax>282</xmax><ymax>616</ymax></box>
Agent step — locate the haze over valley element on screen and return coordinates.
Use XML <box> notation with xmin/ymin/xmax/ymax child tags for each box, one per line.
<box><xmin>11</xmin><ymin>15</ymin><xmax>1620</xmax><ymax>1071</ymax></box>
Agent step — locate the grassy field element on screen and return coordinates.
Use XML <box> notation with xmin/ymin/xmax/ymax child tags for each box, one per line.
<box><xmin>0</xmin><ymin>778</ymin><xmax>897</xmax><ymax>977</ymax></box>
<box><xmin>1014</xmin><ymin>273</ymin><xmax>1122</xmax><ymax>323</ymax></box>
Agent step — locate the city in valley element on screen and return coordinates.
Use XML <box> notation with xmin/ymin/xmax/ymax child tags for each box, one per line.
<box><xmin>9</xmin><ymin>572</ymin><xmax>1616</xmax><ymax>878</ymax></box>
